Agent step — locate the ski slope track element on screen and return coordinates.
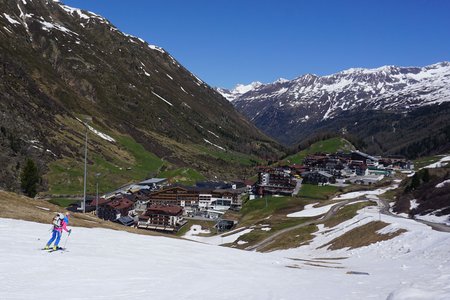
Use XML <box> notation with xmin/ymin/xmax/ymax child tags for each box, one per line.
<box><xmin>1</xmin><ymin>215</ymin><xmax>449</xmax><ymax>300</ymax></box>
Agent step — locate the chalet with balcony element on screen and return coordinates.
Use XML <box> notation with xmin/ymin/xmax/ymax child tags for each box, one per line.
<box><xmin>256</xmin><ymin>170</ymin><xmax>296</xmax><ymax>197</ymax></box>
<box><xmin>147</xmin><ymin>187</ymin><xmax>200</xmax><ymax>214</ymax></box>
<box><xmin>137</xmin><ymin>204</ymin><xmax>186</xmax><ymax>232</ymax></box>
<box><xmin>97</xmin><ymin>196</ymin><xmax>135</xmax><ymax>222</ymax></box>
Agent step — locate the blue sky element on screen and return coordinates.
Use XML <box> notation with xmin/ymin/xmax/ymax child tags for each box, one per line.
<box><xmin>64</xmin><ymin>0</ymin><xmax>450</xmax><ymax>89</ymax></box>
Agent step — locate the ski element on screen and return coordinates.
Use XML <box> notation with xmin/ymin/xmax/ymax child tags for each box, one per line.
<box><xmin>48</xmin><ymin>247</ymin><xmax>66</xmax><ymax>253</ymax></box>
<box><xmin>41</xmin><ymin>247</ymin><xmax>66</xmax><ymax>252</ymax></box>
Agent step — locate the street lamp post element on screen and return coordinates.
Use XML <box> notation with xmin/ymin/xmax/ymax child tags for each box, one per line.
<box><xmin>95</xmin><ymin>173</ymin><xmax>101</xmax><ymax>216</ymax></box>
<box><xmin>82</xmin><ymin>125</ymin><xmax>88</xmax><ymax>213</ymax></box>
<box><xmin>80</xmin><ymin>116</ymin><xmax>92</xmax><ymax>214</ymax></box>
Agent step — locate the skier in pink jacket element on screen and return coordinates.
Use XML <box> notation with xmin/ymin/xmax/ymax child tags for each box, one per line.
<box><xmin>45</xmin><ymin>212</ymin><xmax>71</xmax><ymax>250</ymax></box>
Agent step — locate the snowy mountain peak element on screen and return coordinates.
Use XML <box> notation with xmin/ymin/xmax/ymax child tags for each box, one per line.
<box><xmin>274</xmin><ymin>78</ymin><xmax>289</xmax><ymax>84</ymax></box>
<box><xmin>216</xmin><ymin>81</ymin><xmax>263</xmax><ymax>101</ymax></box>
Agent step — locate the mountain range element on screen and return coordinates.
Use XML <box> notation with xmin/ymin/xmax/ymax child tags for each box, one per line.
<box><xmin>0</xmin><ymin>0</ymin><xmax>281</xmax><ymax>193</ymax></box>
<box><xmin>218</xmin><ymin>62</ymin><xmax>450</xmax><ymax>156</ymax></box>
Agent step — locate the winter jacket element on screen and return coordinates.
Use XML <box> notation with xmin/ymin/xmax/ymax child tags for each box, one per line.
<box><xmin>54</xmin><ymin>219</ymin><xmax>69</xmax><ymax>233</ymax></box>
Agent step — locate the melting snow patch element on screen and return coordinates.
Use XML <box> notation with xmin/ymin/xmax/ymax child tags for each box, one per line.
<box><xmin>207</xmin><ymin>130</ymin><xmax>220</xmax><ymax>138</ymax></box>
<box><xmin>60</xmin><ymin>5</ymin><xmax>93</xmax><ymax>20</ymax></box>
<box><xmin>151</xmin><ymin>91</ymin><xmax>173</xmax><ymax>107</ymax></box>
<box><xmin>203</xmin><ymin>139</ymin><xmax>225</xmax><ymax>151</ymax></box>
<box><xmin>183</xmin><ymin>225</ymin><xmax>252</xmax><ymax>245</ymax></box>
<box><xmin>421</xmin><ymin>155</ymin><xmax>450</xmax><ymax>169</ymax></box>
<box><xmin>3</xmin><ymin>26</ymin><xmax>12</xmax><ymax>33</ymax></box>
<box><xmin>75</xmin><ymin>118</ymin><xmax>115</xmax><ymax>143</ymax></box>
<box><xmin>415</xmin><ymin>213</ymin><xmax>450</xmax><ymax>226</ymax></box>
<box><xmin>148</xmin><ymin>44</ymin><xmax>165</xmax><ymax>53</ymax></box>
<box><xmin>410</xmin><ymin>200</ymin><xmax>419</xmax><ymax>210</ymax></box>
<box><xmin>287</xmin><ymin>202</ymin><xmax>336</xmax><ymax>217</ymax></box>
<box><xmin>3</xmin><ymin>13</ymin><xmax>20</xmax><ymax>25</ymax></box>
<box><xmin>35</xmin><ymin>206</ymin><xmax>50</xmax><ymax>211</ymax></box>
<box><xmin>180</xmin><ymin>86</ymin><xmax>189</xmax><ymax>94</ymax></box>
<box><xmin>38</xmin><ymin>20</ymin><xmax>78</xmax><ymax>36</ymax></box>
<box><xmin>333</xmin><ymin>185</ymin><xmax>399</xmax><ymax>200</ymax></box>
<box><xmin>435</xmin><ymin>179</ymin><xmax>450</xmax><ymax>188</ymax></box>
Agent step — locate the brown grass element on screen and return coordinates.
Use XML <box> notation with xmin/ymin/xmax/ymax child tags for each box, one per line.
<box><xmin>287</xmin><ymin>257</ymin><xmax>342</xmax><ymax>265</ymax></box>
<box><xmin>0</xmin><ymin>190</ymin><xmax>168</xmax><ymax>237</ymax></box>
<box><xmin>259</xmin><ymin>224</ymin><xmax>318</xmax><ymax>252</ymax></box>
<box><xmin>319</xmin><ymin>221</ymin><xmax>406</xmax><ymax>250</ymax></box>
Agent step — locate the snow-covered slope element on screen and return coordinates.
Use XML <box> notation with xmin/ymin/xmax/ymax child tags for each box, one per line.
<box><xmin>230</xmin><ymin>62</ymin><xmax>450</xmax><ymax>119</ymax></box>
<box><xmin>1</xmin><ymin>214</ymin><xmax>449</xmax><ymax>299</ymax></box>
<box><xmin>222</xmin><ymin>62</ymin><xmax>450</xmax><ymax>146</ymax></box>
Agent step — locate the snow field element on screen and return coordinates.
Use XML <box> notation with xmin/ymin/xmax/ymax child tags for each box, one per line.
<box><xmin>1</xmin><ymin>214</ymin><xmax>449</xmax><ymax>299</ymax></box>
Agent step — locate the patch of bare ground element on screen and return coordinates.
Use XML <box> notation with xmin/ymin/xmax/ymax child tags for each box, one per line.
<box><xmin>0</xmin><ymin>190</ymin><xmax>167</xmax><ymax>237</ymax></box>
<box><xmin>313</xmin><ymin>257</ymin><xmax>348</xmax><ymax>260</ymax></box>
<box><xmin>319</xmin><ymin>221</ymin><xmax>406</xmax><ymax>250</ymax></box>
<box><xmin>304</xmin><ymin>262</ymin><xmax>345</xmax><ymax>269</ymax></box>
<box><xmin>286</xmin><ymin>264</ymin><xmax>302</xmax><ymax>269</ymax></box>
<box><xmin>287</xmin><ymin>258</ymin><xmax>342</xmax><ymax>265</ymax></box>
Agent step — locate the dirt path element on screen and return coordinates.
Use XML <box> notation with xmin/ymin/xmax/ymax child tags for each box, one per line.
<box><xmin>245</xmin><ymin>199</ymin><xmax>361</xmax><ymax>251</ymax></box>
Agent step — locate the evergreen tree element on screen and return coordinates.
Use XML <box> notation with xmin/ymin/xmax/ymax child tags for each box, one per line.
<box><xmin>20</xmin><ymin>158</ymin><xmax>40</xmax><ymax>198</ymax></box>
<box><xmin>421</xmin><ymin>168</ymin><xmax>430</xmax><ymax>183</ymax></box>
<box><xmin>410</xmin><ymin>173</ymin><xmax>421</xmax><ymax>190</ymax></box>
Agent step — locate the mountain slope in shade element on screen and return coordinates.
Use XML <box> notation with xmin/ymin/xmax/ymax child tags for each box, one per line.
<box><xmin>218</xmin><ymin>62</ymin><xmax>450</xmax><ymax>154</ymax></box>
<box><xmin>0</xmin><ymin>0</ymin><xmax>282</xmax><ymax>192</ymax></box>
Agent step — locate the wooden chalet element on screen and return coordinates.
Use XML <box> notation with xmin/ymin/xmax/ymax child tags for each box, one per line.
<box><xmin>137</xmin><ymin>204</ymin><xmax>186</xmax><ymax>232</ymax></box>
<box><xmin>97</xmin><ymin>197</ymin><xmax>135</xmax><ymax>221</ymax></box>
<box><xmin>147</xmin><ymin>187</ymin><xmax>200</xmax><ymax>210</ymax></box>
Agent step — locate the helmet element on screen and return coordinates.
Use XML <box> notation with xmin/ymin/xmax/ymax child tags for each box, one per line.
<box><xmin>58</xmin><ymin>213</ymin><xmax>64</xmax><ymax>219</ymax></box>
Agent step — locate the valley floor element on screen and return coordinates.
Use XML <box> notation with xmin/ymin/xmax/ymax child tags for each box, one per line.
<box><xmin>1</xmin><ymin>211</ymin><xmax>449</xmax><ymax>300</ymax></box>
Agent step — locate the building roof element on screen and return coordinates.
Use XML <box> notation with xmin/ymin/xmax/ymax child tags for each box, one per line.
<box><xmin>318</xmin><ymin>171</ymin><xmax>334</xmax><ymax>178</ymax></box>
<box><xmin>116</xmin><ymin>216</ymin><xmax>135</xmax><ymax>226</ymax></box>
<box><xmin>146</xmin><ymin>204</ymin><xmax>183</xmax><ymax>216</ymax></box>
<box><xmin>196</xmin><ymin>181</ymin><xmax>231</xmax><ymax>190</ymax></box>
<box><xmin>90</xmin><ymin>197</ymin><xmax>110</xmax><ymax>206</ymax></box>
<box><xmin>107</xmin><ymin>198</ymin><xmax>134</xmax><ymax>210</ymax></box>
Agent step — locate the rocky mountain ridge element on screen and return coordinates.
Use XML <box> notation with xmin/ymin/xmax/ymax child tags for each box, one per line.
<box><xmin>218</xmin><ymin>62</ymin><xmax>450</xmax><ymax>150</ymax></box>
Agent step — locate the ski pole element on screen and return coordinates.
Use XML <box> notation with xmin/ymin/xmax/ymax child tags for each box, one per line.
<box><xmin>63</xmin><ymin>230</ymin><xmax>72</xmax><ymax>249</ymax></box>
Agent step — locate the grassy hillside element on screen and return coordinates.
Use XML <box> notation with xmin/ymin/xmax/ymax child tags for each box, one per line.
<box><xmin>44</xmin><ymin>129</ymin><xmax>166</xmax><ymax>195</ymax></box>
<box><xmin>42</xmin><ymin>117</ymin><xmax>268</xmax><ymax>196</ymax></box>
<box><xmin>284</xmin><ymin>137</ymin><xmax>355</xmax><ymax>164</ymax></box>
<box><xmin>0</xmin><ymin>190</ymin><xmax>168</xmax><ymax>237</ymax></box>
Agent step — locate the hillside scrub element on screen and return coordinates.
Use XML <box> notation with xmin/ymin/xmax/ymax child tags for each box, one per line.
<box><xmin>393</xmin><ymin>168</ymin><xmax>450</xmax><ymax>217</ymax></box>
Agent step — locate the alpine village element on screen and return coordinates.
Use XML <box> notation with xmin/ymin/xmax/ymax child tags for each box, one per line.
<box><xmin>0</xmin><ymin>1</ymin><xmax>449</xmax><ymax>299</ymax></box>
